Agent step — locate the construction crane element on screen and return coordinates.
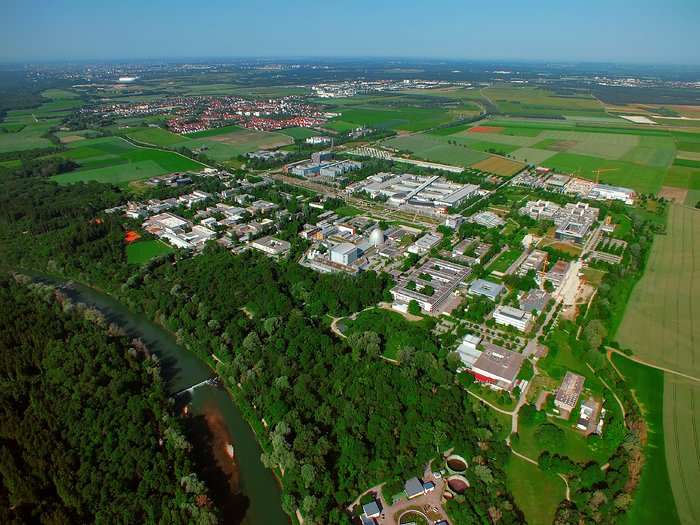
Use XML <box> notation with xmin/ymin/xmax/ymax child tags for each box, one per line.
<box><xmin>593</xmin><ymin>168</ymin><xmax>620</xmax><ymax>184</ymax></box>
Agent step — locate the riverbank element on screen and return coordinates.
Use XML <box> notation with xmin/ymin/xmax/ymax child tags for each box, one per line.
<box><xmin>5</xmin><ymin>268</ymin><xmax>290</xmax><ymax>525</ymax></box>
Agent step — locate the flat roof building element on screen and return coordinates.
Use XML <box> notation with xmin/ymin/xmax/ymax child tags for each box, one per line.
<box><xmin>329</xmin><ymin>242</ymin><xmax>359</xmax><ymax>265</ymax></box>
<box><xmin>517</xmin><ymin>249</ymin><xmax>547</xmax><ymax>276</ymax></box>
<box><xmin>471</xmin><ymin>344</ymin><xmax>526</xmax><ymax>390</ymax></box>
<box><xmin>555</xmin><ymin>371</ymin><xmax>585</xmax><ymax>413</ymax></box>
<box><xmin>492</xmin><ymin>305</ymin><xmax>532</xmax><ymax>331</ymax></box>
<box><xmin>407</xmin><ymin>232</ymin><xmax>442</xmax><ymax>254</ymax></box>
<box><xmin>391</xmin><ymin>258</ymin><xmax>471</xmax><ymax>315</ymax></box>
<box><xmin>250</xmin><ymin>236</ymin><xmax>291</xmax><ymax>257</ymax></box>
<box><xmin>468</xmin><ymin>279</ymin><xmax>504</xmax><ymax>301</ymax></box>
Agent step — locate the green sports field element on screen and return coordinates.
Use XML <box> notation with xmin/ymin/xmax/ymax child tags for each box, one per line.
<box><xmin>126</xmin><ymin>240</ymin><xmax>175</xmax><ymax>264</ymax></box>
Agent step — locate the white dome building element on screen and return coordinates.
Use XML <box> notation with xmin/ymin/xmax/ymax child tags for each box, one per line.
<box><xmin>369</xmin><ymin>226</ymin><xmax>385</xmax><ymax>247</ymax></box>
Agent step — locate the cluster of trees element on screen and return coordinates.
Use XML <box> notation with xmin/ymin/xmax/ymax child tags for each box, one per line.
<box><xmin>0</xmin><ymin>274</ymin><xmax>218</xmax><ymax>524</ymax></box>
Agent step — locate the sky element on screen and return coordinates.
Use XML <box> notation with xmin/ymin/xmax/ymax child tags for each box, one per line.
<box><xmin>1</xmin><ymin>0</ymin><xmax>699</xmax><ymax>65</ymax></box>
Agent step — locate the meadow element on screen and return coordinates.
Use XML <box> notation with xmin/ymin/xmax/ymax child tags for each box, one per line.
<box><xmin>505</xmin><ymin>455</ymin><xmax>565</xmax><ymax>525</ymax></box>
<box><xmin>0</xmin><ymin>89</ymin><xmax>84</xmax><ymax>153</ymax></box>
<box><xmin>112</xmin><ymin>124</ymin><xmax>294</xmax><ymax>161</ymax></box>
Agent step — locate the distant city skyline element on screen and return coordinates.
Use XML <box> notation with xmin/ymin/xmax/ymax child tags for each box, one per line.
<box><xmin>1</xmin><ymin>0</ymin><xmax>699</xmax><ymax>65</ymax></box>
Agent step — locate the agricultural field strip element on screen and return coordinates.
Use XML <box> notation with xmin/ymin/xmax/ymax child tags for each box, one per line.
<box><xmin>665</xmin><ymin>375</ymin><xmax>700</xmax><ymax>525</ymax></box>
<box><xmin>617</xmin><ymin>206</ymin><xmax>698</xmax><ymax>376</ymax></box>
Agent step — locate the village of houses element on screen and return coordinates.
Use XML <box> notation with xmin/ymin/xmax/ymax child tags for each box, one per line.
<box><xmin>108</xmin><ymin>146</ymin><xmax>636</xmax><ymax>525</ymax></box>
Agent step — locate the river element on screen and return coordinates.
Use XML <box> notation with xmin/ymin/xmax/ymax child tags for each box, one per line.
<box><xmin>35</xmin><ymin>274</ymin><xmax>290</xmax><ymax>525</ymax></box>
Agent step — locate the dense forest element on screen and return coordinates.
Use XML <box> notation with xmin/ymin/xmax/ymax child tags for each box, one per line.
<box><xmin>0</xmin><ymin>274</ymin><xmax>218</xmax><ymax>524</ymax></box>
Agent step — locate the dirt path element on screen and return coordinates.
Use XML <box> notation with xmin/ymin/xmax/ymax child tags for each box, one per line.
<box><xmin>587</xmin><ymin>362</ymin><xmax>627</xmax><ymax>422</ymax></box>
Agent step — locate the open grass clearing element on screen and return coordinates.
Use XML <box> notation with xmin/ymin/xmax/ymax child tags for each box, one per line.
<box><xmin>506</xmin><ymin>455</ymin><xmax>565</xmax><ymax>525</ymax></box>
<box><xmin>509</xmin><ymin>147</ymin><xmax>558</xmax><ymax>165</ymax></box>
<box><xmin>489</xmin><ymin>248</ymin><xmax>523</xmax><ymax>273</ymax></box>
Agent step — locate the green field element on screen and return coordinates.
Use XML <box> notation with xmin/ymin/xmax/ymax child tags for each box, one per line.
<box><xmin>53</xmin><ymin>137</ymin><xmax>204</xmax><ymax>185</ymax></box>
<box><xmin>541</xmin><ymin>153</ymin><xmax>667</xmax><ymax>194</ymax></box>
<box><xmin>664</xmin><ymin>374</ymin><xmax>700</xmax><ymax>525</ymax></box>
<box><xmin>381</xmin><ymin>134</ymin><xmax>489</xmax><ymax>167</ymax></box>
<box><xmin>330</xmin><ymin>106</ymin><xmax>455</xmax><ymax>132</ymax></box>
<box><xmin>506</xmin><ymin>455</ymin><xmax>565</xmax><ymax>525</ymax></box>
<box><xmin>611</xmin><ymin>354</ymin><xmax>680</xmax><ymax>525</ymax></box>
<box><xmin>616</xmin><ymin>204</ymin><xmax>700</xmax><ymax>525</ymax></box>
<box><xmin>278</xmin><ymin>127</ymin><xmax>320</xmax><ymax>139</ymax></box>
<box><xmin>408</xmin><ymin>115</ymin><xmax>683</xmax><ymax>193</ymax></box>
<box><xmin>617</xmin><ymin>205</ymin><xmax>700</xmax><ymax>377</ymax></box>
<box><xmin>118</xmin><ymin>126</ymin><xmax>189</xmax><ymax>146</ymax></box>
<box><xmin>483</xmin><ymin>84</ymin><xmax>615</xmax><ymax>120</ymax></box>
<box><xmin>126</xmin><ymin>240</ymin><xmax>175</xmax><ymax>264</ymax></box>
<box><xmin>489</xmin><ymin>248</ymin><xmax>523</xmax><ymax>274</ymax></box>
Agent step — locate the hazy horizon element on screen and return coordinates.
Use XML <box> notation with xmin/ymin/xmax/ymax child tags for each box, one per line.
<box><xmin>2</xmin><ymin>0</ymin><xmax>699</xmax><ymax>66</ymax></box>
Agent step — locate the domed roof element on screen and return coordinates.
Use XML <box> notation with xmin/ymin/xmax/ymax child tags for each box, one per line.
<box><xmin>369</xmin><ymin>226</ymin><xmax>385</xmax><ymax>246</ymax></box>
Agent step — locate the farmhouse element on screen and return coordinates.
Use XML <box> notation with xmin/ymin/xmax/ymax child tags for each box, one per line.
<box><xmin>555</xmin><ymin>371</ymin><xmax>585</xmax><ymax>413</ymax></box>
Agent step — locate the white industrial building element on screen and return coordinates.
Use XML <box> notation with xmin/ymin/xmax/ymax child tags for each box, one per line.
<box><xmin>492</xmin><ymin>305</ymin><xmax>532</xmax><ymax>331</ymax></box>
<box><xmin>588</xmin><ymin>184</ymin><xmax>635</xmax><ymax>205</ymax></box>
<box><xmin>329</xmin><ymin>242</ymin><xmax>360</xmax><ymax>265</ymax></box>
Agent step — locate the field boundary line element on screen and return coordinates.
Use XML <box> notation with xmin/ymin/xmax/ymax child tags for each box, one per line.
<box><xmin>608</xmin><ymin>347</ymin><xmax>700</xmax><ymax>384</ymax></box>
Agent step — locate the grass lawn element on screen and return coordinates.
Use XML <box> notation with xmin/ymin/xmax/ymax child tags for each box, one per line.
<box><xmin>513</xmin><ymin>413</ymin><xmax>612</xmax><ymax>465</ymax></box>
<box><xmin>489</xmin><ymin>248</ymin><xmax>523</xmax><ymax>273</ymax></box>
<box><xmin>334</xmin><ymin>205</ymin><xmax>363</xmax><ymax>217</ymax></box>
<box><xmin>506</xmin><ymin>455</ymin><xmax>565</xmax><ymax>525</ymax></box>
<box><xmin>126</xmin><ymin>239</ymin><xmax>175</xmax><ymax>264</ymax></box>
<box><xmin>611</xmin><ymin>354</ymin><xmax>680</xmax><ymax>525</ymax></box>
<box><xmin>342</xmin><ymin>308</ymin><xmax>437</xmax><ymax>360</ymax></box>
